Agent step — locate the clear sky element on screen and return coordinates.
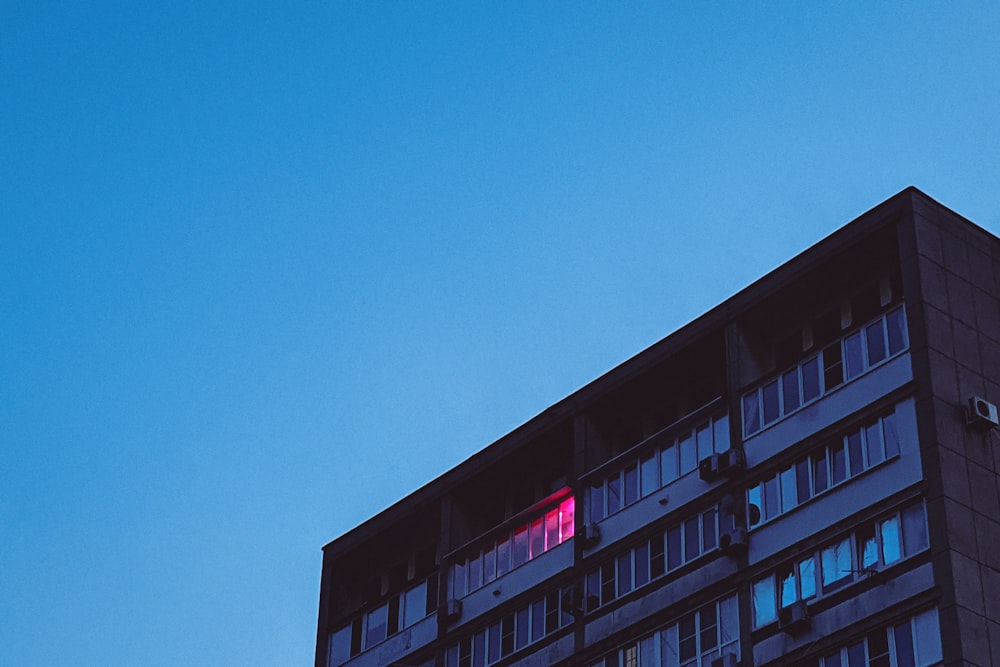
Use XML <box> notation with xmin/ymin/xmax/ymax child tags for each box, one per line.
<box><xmin>2</xmin><ymin>3</ymin><xmax>999</xmax><ymax>666</ymax></box>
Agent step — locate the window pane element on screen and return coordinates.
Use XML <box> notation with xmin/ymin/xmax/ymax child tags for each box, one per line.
<box><xmin>702</xmin><ymin>509</ymin><xmax>717</xmax><ymax>551</ymax></box>
<box><xmin>867</xmin><ymin>629</ymin><xmax>889</xmax><ymax>667</ymax></box>
<box><xmin>913</xmin><ymin>608</ymin><xmax>942</xmax><ymax>664</ymax></box>
<box><xmin>661</xmin><ymin>624</ymin><xmax>680</xmax><ymax>667</ymax></box>
<box><xmin>858</xmin><ymin>523</ymin><xmax>878</xmax><ymax>569</ymax></box>
<box><xmin>513</xmin><ymin>526</ymin><xmax>529</xmax><ymax>567</ymax></box>
<box><xmin>821</xmin><ymin>538</ymin><xmax>852</xmax><ymax>591</ymax></box>
<box><xmin>846</xmin><ymin>641</ymin><xmax>865</xmax><ymax>667</ymax></box>
<box><xmin>813</xmin><ymin>451</ymin><xmax>829</xmax><ymax>494</ymax></box>
<box><xmin>497</xmin><ymin>537</ymin><xmax>511</xmax><ymax>577</ymax></box>
<box><xmin>607</xmin><ymin>474</ymin><xmax>622</xmax><ymax>514</ymax></box>
<box><xmin>887</xmin><ymin>307</ymin><xmax>907</xmax><ymax>355</ymax></box>
<box><xmin>641</xmin><ymin>454</ymin><xmax>658</xmax><ymax>497</ymax></box>
<box><xmin>762</xmin><ymin>380</ymin><xmax>781</xmax><ymax>424</ymax></box>
<box><xmin>488</xmin><ymin>622</ymin><xmax>501</xmax><ymax>663</ymax></box>
<box><xmin>748</xmin><ymin>484</ymin><xmax>764</xmax><ymax>528</ymax></box>
<box><xmin>634</xmin><ymin>541</ymin><xmax>650</xmax><ymax>587</ymax></box>
<box><xmin>881</xmin><ymin>515</ymin><xmax>902</xmax><ymax>564</ymax></box>
<box><xmin>753</xmin><ymin>576</ymin><xmax>776</xmax><ymax>626</ymax></box>
<box><xmin>624</xmin><ymin>464</ymin><xmax>639</xmax><ymax>506</ymax></box>
<box><xmin>713</xmin><ymin>414</ymin><xmax>730</xmax><ymax>452</ymax></box>
<box><xmin>799</xmin><ymin>557</ymin><xmax>816</xmax><ymax>599</ymax></box>
<box><xmin>783</xmin><ymin>369</ymin><xmax>801</xmax><ymax>413</ymax></box>
<box><xmin>501</xmin><ymin>614</ymin><xmax>514</xmax><ymax>655</ymax></box>
<box><xmin>743</xmin><ymin>392</ymin><xmax>761</xmax><ymax>435</ymax></box>
<box><xmin>650</xmin><ymin>534</ymin><xmax>665</xmax><ymax>578</ymax></box>
<box><xmin>865</xmin><ymin>422</ymin><xmax>885</xmax><ymax>466</ymax></box>
<box><xmin>823</xmin><ymin>651</ymin><xmax>842</xmax><ymax>667</ymax></box>
<box><xmin>679</xmin><ymin>433</ymin><xmax>696</xmax><ymax>474</ymax></box>
<box><xmin>661</xmin><ymin>444</ymin><xmax>678</xmax><ymax>485</ymax></box>
<box><xmin>618</xmin><ymin>553</ymin><xmax>633</xmax><ymax>595</ymax></box>
<box><xmin>830</xmin><ymin>441</ymin><xmax>847</xmax><ymax>485</ymax></box>
<box><xmin>699</xmin><ymin>602</ymin><xmax>718</xmax><ymax>651</ymax></box>
<box><xmin>468</xmin><ymin>553</ymin><xmax>482</xmax><ymax>591</ymax></box>
<box><xmin>471</xmin><ymin>630</ymin><xmax>485</xmax><ymax>667</ymax></box>
<box><xmin>483</xmin><ymin>544</ymin><xmax>496</xmax><ymax>584</ymax></box>
<box><xmin>697</xmin><ymin>423</ymin><xmax>713</xmax><ymax>461</ymax></box>
<box><xmin>719</xmin><ymin>594</ymin><xmax>739</xmax><ymax>645</ymax></box>
<box><xmin>902</xmin><ymin>503</ymin><xmax>928</xmax><ymax>556</ymax></box>
<box><xmin>589</xmin><ymin>483</ymin><xmax>605</xmax><ymax>523</ymax></box>
<box><xmin>781</xmin><ymin>467</ymin><xmax>797</xmax><ymax>513</ymax></box>
<box><xmin>560</xmin><ymin>497</ymin><xmax>574</xmax><ymax>541</ymax></box>
<box><xmin>545</xmin><ymin>510</ymin><xmax>559</xmax><ymax>551</ymax></box>
<box><xmin>893</xmin><ymin>621</ymin><xmax>916</xmax><ymax>667</ymax></box>
<box><xmin>796</xmin><ymin>460</ymin><xmax>812</xmax><ymax>504</ymax></box>
<box><xmin>667</xmin><ymin>526</ymin><xmax>682</xmax><ymax>570</ymax></box>
<box><xmin>882</xmin><ymin>413</ymin><xmax>900</xmax><ymax>458</ymax></box>
<box><xmin>764</xmin><ymin>476</ymin><xmax>780</xmax><ymax>520</ymax></box>
<box><xmin>778</xmin><ymin>564</ymin><xmax>797</xmax><ymax>607</ymax></box>
<box><xmin>847</xmin><ymin>431</ymin><xmax>864</xmax><ymax>476</ymax></box>
<box><xmin>844</xmin><ymin>332</ymin><xmax>864</xmax><ymax>379</ymax></box>
<box><xmin>515</xmin><ymin>608</ymin><xmax>529</xmax><ymax>650</ymax></box>
<box><xmin>454</xmin><ymin>561</ymin><xmax>467</xmax><ymax>598</ymax></box>
<box><xmin>329</xmin><ymin>625</ymin><xmax>353</xmax><ymax>666</ymax></box>
<box><xmin>403</xmin><ymin>581</ymin><xmax>427</xmax><ymax>628</ymax></box>
<box><xmin>531</xmin><ymin>599</ymin><xmax>545</xmax><ymax>641</ymax></box>
<box><xmin>684</xmin><ymin>517</ymin><xmax>700</xmax><ymax>561</ymax></box>
<box><xmin>824</xmin><ymin>343</ymin><xmax>843</xmax><ymax>390</ymax></box>
<box><xmin>866</xmin><ymin>320</ymin><xmax>887</xmax><ymax>365</ymax></box>
<box><xmin>366</xmin><ymin>603</ymin><xmax>388</xmax><ymax>648</ymax></box>
<box><xmin>802</xmin><ymin>357</ymin><xmax>821</xmax><ymax>402</ymax></box>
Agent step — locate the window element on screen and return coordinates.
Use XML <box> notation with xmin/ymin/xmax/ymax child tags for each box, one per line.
<box><xmin>751</xmin><ymin>501</ymin><xmax>928</xmax><ymax>628</ymax></box>
<box><xmin>585</xmin><ymin>507</ymin><xmax>719</xmax><ymax>612</ymax></box>
<box><xmin>453</xmin><ymin>495</ymin><xmax>574</xmax><ymax>597</ymax></box>
<box><xmin>589</xmin><ymin>595</ymin><xmax>739</xmax><ymax>667</ymax></box>
<box><xmin>587</xmin><ymin>413</ymin><xmax>730</xmax><ymax>522</ymax></box>
<box><xmin>817</xmin><ymin>608</ymin><xmax>941</xmax><ymax>667</ymax></box>
<box><xmin>742</xmin><ymin>306</ymin><xmax>908</xmax><ymax>437</ymax></box>
<box><xmin>747</xmin><ymin>408</ymin><xmax>904</xmax><ymax>529</ymax></box>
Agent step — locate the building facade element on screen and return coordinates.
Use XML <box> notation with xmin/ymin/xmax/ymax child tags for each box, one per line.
<box><xmin>315</xmin><ymin>188</ymin><xmax>1000</xmax><ymax>667</ymax></box>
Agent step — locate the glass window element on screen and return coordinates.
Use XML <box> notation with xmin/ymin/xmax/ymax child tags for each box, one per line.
<box><xmin>913</xmin><ymin>608</ymin><xmax>942</xmax><ymax>664</ymax></box>
<box><xmin>589</xmin><ymin>483</ymin><xmax>605</xmax><ymax>523</ymax></box>
<box><xmin>713</xmin><ymin>414</ymin><xmax>730</xmax><ymax>452</ymax></box>
<box><xmin>802</xmin><ymin>357</ymin><xmax>821</xmax><ymax>402</ymax></box>
<box><xmin>329</xmin><ymin>624</ymin><xmax>353</xmax><ymax>666</ymax></box>
<box><xmin>821</xmin><ymin>538</ymin><xmax>852</xmax><ymax>591</ymax></box>
<box><xmin>865</xmin><ymin>422</ymin><xmax>885</xmax><ymax>466</ymax></box>
<box><xmin>778</xmin><ymin>564</ymin><xmax>797</xmax><ymax>608</ymax></box>
<box><xmin>846</xmin><ymin>641</ymin><xmax>865</xmax><ymax>667</ymax></box>
<box><xmin>702</xmin><ymin>510</ymin><xmax>717</xmax><ymax>551</ymax></box>
<box><xmin>487</xmin><ymin>623</ymin><xmax>501</xmax><ymax>663</ymax></box>
<box><xmin>618</xmin><ymin>553</ymin><xmax>633</xmax><ymax>596</ymax></box>
<box><xmin>544</xmin><ymin>510</ymin><xmax>559</xmax><ymax>551</ymax></box>
<box><xmin>650</xmin><ymin>534</ymin><xmax>665</xmax><ymax>578</ymax></box>
<box><xmin>881</xmin><ymin>515</ymin><xmax>901</xmax><ymax>564</ymax></box>
<box><xmin>459</xmin><ymin>636</ymin><xmax>472</xmax><ymax>667</ymax></box>
<box><xmin>799</xmin><ymin>556</ymin><xmax>816</xmax><ymax>599</ymax></box>
<box><xmin>559</xmin><ymin>497</ymin><xmax>574</xmax><ymax>541</ymax></box>
<box><xmin>679</xmin><ymin>433</ymin><xmax>696</xmax><ymax>474</ymax></box>
<box><xmin>585</xmin><ymin>570</ymin><xmax>601</xmax><ymax>612</ymax></box>
<box><xmin>762</xmin><ymin>380</ymin><xmax>781</xmax><ymax>424</ymax></box>
<box><xmin>824</xmin><ymin>343</ymin><xmax>843</xmax><ymax>390</ymax></box>
<box><xmin>764</xmin><ymin>476</ymin><xmax>780</xmax><ymax>520</ymax></box>
<box><xmin>639</xmin><ymin>636</ymin><xmax>655</xmax><ymax>667</ymax></box>
<box><xmin>796</xmin><ymin>460</ymin><xmax>812</xmax><ymax>505</ymax></box>
<box><xmin>641</xmin><ymin>454</ymin><xmax>658</xmax><ymax>497</ymax></box>
<box><xmin>901</xmin><ymin>503</ymin><xmax>928</xmax><ymax>556</ymax></box>
<box><xmin>743</xmin><ymin>392</ymin><xmax>761</xmax><ymax>435</ymax></box>
<box><xmin>545</xmin><ymin>591</ymin><xmax>560</xmax><ymax>633</ymax></box>
<box><xmin>500</xmin><ymin>613</ymin><xmax>514</xmax><ymax>655</ymax></box>
<box><xmin>469</xmin><ymin>552</ymin><xmax>482</xmax><ymax>590</ymax></box>
<box><xmin>607</xmin><ymin>474</ymin><xmax>622</xmax><ymax>514</ymax></box>
<box><xmin>831</xmin><ymin>441</ymin><xmax>847</xmax><ymax>485</ymax></box>
<box><xmin>858</xmin><ymin>523</ymin><xmax>878</xmax><ymax>569</ymax></box>
<box><xmin>661</xmin><ymin>443</ymin><xmax>678</xmax><ymax>485</ymax></box>
<box><xmin>893</xmin><ymin>621</ymin><xmax>915</xmax><ymax>667</ymax></box>
<box><xmin>697</xmin><ymin>423</ymin><xmax>713</xmax><ymax>461</ymax></box>
<box><xmin>847</xmin><ymin>432</ymin><xmax>864</xmax><ymax>477</ymax></box>
<box><xmin>366</xmin><ymin>603</ymin><xmax>388</xmax><ymax>648</ymax></box>
<box><xmin>867</xmin><ymin>629</ymin><xmax>890</xmax><ymax>667</ymax></box>
<box><xmin>882</xmin><ymin>413</ymin><xmax>900</xmax><ymax>458</ymax></box>
<box><xmin>823</xmin><ymin>650</ymin><xmax>843</xmax><ymax>667</ymax></box>
<box><xmin>624</xmin><ymin>464</ymin><xmax>639</xmax><ymax>506</ymax></box>
<box><xmin>719</xmin><ymin>595</ymin><xmax>739</xmax><ymax>646</ymax></box>
<box><xmin>783</xmin><ymin>369</ymin><xmax>801</xmax><ymax>413</ymax></box>
<box><xmin>454</xmin><ymin>561</ymin><xmax>467</xmax><ymax>598</ymax></box>
<box><xmin>601</xmin><ymin>561</ymin><xmax>616</xmax><ymax>604</ymax></box>
<box><xmin>753</xmin><ymin>576</ymin><xmax>776</xmax><ymax>626</ymax></box>
<box><xmin>866</xmin><ymin>319</ymin><xmax>887</xmax><ymax>365</ymax></box>
<box><xmin>887</xmin><ymin>307</ymin><xmax>907</xmax><ymax>355</ymax></box>
<box><xmin>844</xmin><ymin>332</ymin><xmax>864</xmax><ymax>379</ymax></box>
<box><xmin>497</xmin><ymin>537</ymin><xmax>511</xmax><ymax>577</ymax></box>
<box><xmin>678</xmin><ymin>613</ymin><xmax>697</xmax><ymax>662</ymax></box>
<box><xmin>667</xmin><ymin>525</ymin><xmax>682</xmax><ymax>570</ymax></box>
<box><xmin>531</xmin><ymin>599</ymin><xmax>545</xmax><ymax>642</ymax></box>
<box><xmin>699</xmin><ymin>602</ymin><xmax>718</xmax><ymax>651</ymax></box>
<box><xmin>781</xmin><ymin>467</ymin><xmax>797</xmax><ymax>513</ymax></box>
<box><xmin>684</xmin><ymin>517</ymin><xmax>700</xmax><ymax>561</ymax></box>
<box><xmin>513</xmin><ymin>525</ymin><xmax>529</xmax><ymax>567</ymax></box>
<box><xmin>634</xmin><ymin>541</ymin><xmax>650</xmax><ymax>587</ymax></box>
<box><xmin>661</xmin><ymin>624</ymin><xmax>680</xmax><ymax>667</ymax></box>
<box><xmin>483</xmin><ymin>544</ymin><xmax>496</xmax><ymax>584</ymax></box>
<box><xmin>403</xmin><ymin>580</ymin><xmax>427</xmax><ymax>628</ymax></box>
<box><xmin>515</xmin><ymin>608</ymin><xmax>529</xmax><ymax>650</ymax></box>
<box><xmin>748</xmin><ymin>484</ymin><xmax>763</xmax><ymax>528</ymax></box>
<box><xmin>812</xmin><ymin>451</ymin><xmax>829</xmax><ymax>494</ymax></box>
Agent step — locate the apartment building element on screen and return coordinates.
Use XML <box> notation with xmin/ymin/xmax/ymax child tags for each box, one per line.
<box><xmin>315</xmin><ymin>187</ymin><xmax>1000</xmax><ymax>667</ymax></box>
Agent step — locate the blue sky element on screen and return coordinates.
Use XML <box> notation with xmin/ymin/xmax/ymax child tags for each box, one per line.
<box><xmin>2</xmin><ymin>3</ymin><xmax>999</xmax><ymax>665</ymax></box>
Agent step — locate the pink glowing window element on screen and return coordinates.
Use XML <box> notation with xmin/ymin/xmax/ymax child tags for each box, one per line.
<box><xmin>559</xmin><ymin>497</ymin><xmax>575</xmax><ymax>541</ymax></box>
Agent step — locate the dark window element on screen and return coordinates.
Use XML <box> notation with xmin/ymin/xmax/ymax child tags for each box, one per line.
<box><xmin>472</xmin><ymin>630</ymin><xmax>485</xmax><ymax>667</ymax></box>
<box><xmin>866</xmin><ymin>319</ymin><xmax>887</xmax><ymax>365</ymax></box>
<box><xmin>589</xmin><ymin>483</ymin><xmax>605</xmax><ymax>523</ymax></box>
<box><xmin>802</xmin><ymin>357</ymin><xmax>821</xmax><ymax>402</ymax></box>
<box><xmin>487</xmin><ymin>623</ymin><xmax>501</xmax><ymax>663</ymax></box>
<box><xmin>743</xmin><ymin>393</ymin><xmax>761</xmax><ymax>435</ymax></box>
<box><xmin>865</xmin><ymin>422</ymin><xmax>884</xmax><ymax>466</ymax></box>
<box><xmin>812</xmin><ymin>451</ymin><xmax>829</xmax><ymax>494</ymax></box>
<box><xmin>678</xmin><ymin>613</ymin><xmax>697</xmax><ymax>662</ymax></box>
<box><xmin>844</xmin><ymin>332</ymin><xmax>864</xmax><ymax>380</ymax></box>
<box><xmin>667</xmin><ymin>526</ymin><xmax>682</xmax><ymax>570</ymax></box>
<box><xmin>796</xmin><ymin>459</ymin><xmax>812</xmax><ymax>504</ymax></box>
<box><xmin>585</xmin><ymin>571</ymin><xmax>601</xmax><ymax>612</ymax></box>
<box><xmin>830</xmin><ymin>441</ymin><xmax>847</xmax><ymax>485</ymax></box>
<box><xmin>607</xmin><ymin>474</ymin><xmax>622</xmax><ymax>514</ymax></box>
<box><xmin>640</xmin><ymin>454</ymin><xmax>658</xmax><ymax>497</ymax></box>
<box><xmin>634</xmin><ymin>542</ymin><xmax>650</xmax><ymax>587</ymax></box>
<box><xmin>823</xmin><ymin>651</ymin><xmax>842</xmax><ymax>667</ymax></box>
<box><xmin>893</xmin><ymin>622</ymin><xmax>916</xmax><ymax>667</ymax></box>
<box><xmin>601</xmin><ymin>561</ymin><xmax>616</xmax><ymax>604</ymax></box>
<box><xmin>387</xmin><ymin>596</ymin><xmax>400</xmax><ymax>637</ymax></box>
<box><xmin>650</xmin><ymin>535</ymin><xmax>665</xmax><ymax>578</ymax></box>
<box><xmin>764</xmin><ymin>476</ymin><xmax>780</xmax><ymax>520</ymax></box>
<box><xmin>530</xmin><ymin>600</ymin><xmax>545</xmax><ymax>641</ymax></box>
<box><xmin>901</xmin><ymin>503</ymin><xmax>928</xmax><ymax>555</ymax></box>
<box><xmin>783</xmin><ymin>369</ymin><xmax>801</xmax><ymax>413</ymax></box>
<box><xmin>823</xmin><ymin>343</ymin><xmax>843</xmax><ymax>390</ymax></box>
<box><xmin>617</xmin><ymin>553</ymin><xmax>633</xmax><ymax>596</ymax></box>
<box><xmin>458</xmin><ymin>635</ymin><xmax>471</xmax><ymax>667</ymax></box>
<box><xmin>847</xmin><ymin>432</ymin><xmax>864</xmax><ymax>476</ymax></box>
<box><xmin>762</xmin><ymin>380</ymin><xmax>781</xmax><ymax>424</ymax></box>
<box><xmin>846</xmin><ymin>641</ymin><xmax>865</xmax><ymax>667</ymax></box>
<box><xmin>883</xmin><ymin>413</ymin><xmax>900</xmax><ymax>458</ymax></box>
<box><xmin>684</xmin><ymin>517</ymin><xmax>700</xmax><ymax>561</ymax></box>
<box><xmin>500</xmin><ymin>613</ymin><xmax>514</xmax><ymax>655</ymax></box>
<box><xmin>545</xmin><ymin>592</ymin><xmax>560</xmax><ymax>634</ymax></box>
<box><xmin>887</xmin><ymin>308</ymin><xmax>907</xmax><ymax>355</ymax></box>
<box><xmin>623</xmin><ymin>464</ymin><xmax>639</xmax><ymax>506</ymax></box>
<box><xmin>515</xmin><ymin>608</ymin><xmax>529</xmax><ymax>650</ymax></box>
<box><xmin>702</xmin><ymin>510</ymin><xmax>717</xmax><ymax>551</ymax></box>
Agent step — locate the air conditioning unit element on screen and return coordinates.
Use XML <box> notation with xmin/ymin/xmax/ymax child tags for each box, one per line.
<box><xmin>441</xmin><ymin>598</ymin><xmax>462</xmax><ymax>623</ymax></box>
<box><xmin>719</xmin><ymin>527</ymin><xmax>748</xmax><ymax>555</ymax></box>
<box><xmin>710</xmin><ymin>653</ymin><xmax>739</xmax><ymax>667</ymax></box>
<box><xmin>966</xmin><ymin>396</ymin><xmax>999</xmax><ymax>430</ymax></box>
<box><xmin>582</xmin><ymin>522</ymin><xmax>601</xmax><ymax>547</ymax></box>
<box><xmin>778</xmin><ymin>600</ymin><xmax>811</xmax><ymax>634</ymax></box>
<box><xmin>699</xmin><ymin>449</ymin><xmax>746</xmax><ymax>482</ymax></box>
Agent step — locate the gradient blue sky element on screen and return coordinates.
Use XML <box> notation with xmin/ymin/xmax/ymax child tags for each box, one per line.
<box><xmin>2</xmin><ymin>3</ymin><xmax>999</xmax><ymax>666</ymax></box>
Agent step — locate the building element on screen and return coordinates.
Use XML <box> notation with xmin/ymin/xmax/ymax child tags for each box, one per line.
<box><xmin>315</xmin><ymin>187</ymin><xmax>1000</xmax><ymax>667</ymax></box>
